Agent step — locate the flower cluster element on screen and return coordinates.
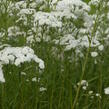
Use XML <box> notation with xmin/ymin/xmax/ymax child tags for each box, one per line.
<box><xmin>0</xmin><ymin>46</ymin><xmax>44</xmax><ymax>82</ymax></box>
<box><xmin>0</xmin><ymin>0</ymin><xmax>109</xmax><ymax>108</ymax></box>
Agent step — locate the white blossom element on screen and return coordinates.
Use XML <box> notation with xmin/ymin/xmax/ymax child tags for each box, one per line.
<box><xmin>0</xmin><ymin>65</ymin><xmax>5</xmax><ymax>83</ymax></box>
<box><xmin>104</xmin><ymin>87</ymin><xmax>109</xmax><ymax>95</ymax></box>
<box><xmin>40</xmin><ymin>87</ymin><xmax>47</xmax><ymax>92</ymax></box>
<box><xmin>21</xmin><ymin>72</ymin><xmax>26</xmax><ymax>76</ymax></box>
<box><xmin>34</xmin><ymin>12</ymin><xmax>62</xmax><ymax>27</ymax></box>
<box><xmin>77</xmin><ymin>80</ymin><xmax>88</xmax><ymax>90</ymax></box>
<box><xmin>95</xmin><ymin>93</ymin><xmax>101</xmax><ymax>98</ymax></box>
<box><xmin>0</xmin><ymin>46</ymin><xmax>45</xmax><ymax>82</ymax></box>
<box><xmin>98</xmin><ymin>45</ymin><xmax>104</xmax><ymax>51</ymax></box>
<box><xmin>89</xmin><ymin>91</ymin><xmax>93</xmax><ymax>95</ymax></box>
<box><xmin>91</xmin><ymin>52</ymin><xmax>98</xmax><ymax>57</ymax></box>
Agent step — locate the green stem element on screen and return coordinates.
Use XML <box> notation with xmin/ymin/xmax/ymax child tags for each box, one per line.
<box><xmin>72</xmin><ymin>2</ymin><xmax>102</xmax><ymax>107</ymax></box>
<box><xmin>72</xmin><ymin>43</ymin><xmax>91</xmax><ymax>109</ymax></box>
<box><xmin>1</xmin><ymin>84</ymin><xmax>4</xmax><ymax>109</ymax></box>
<box><xmin>98</xmin><ymin>65</ymin><xmax>102</xmax><ymax>109</ymax></box>
<box><xmin>18</xmin><ymin>71</ymin><xmax>24</xmax><ymax>109</ymax></box>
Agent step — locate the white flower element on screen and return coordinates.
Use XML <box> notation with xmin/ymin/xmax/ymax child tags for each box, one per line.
<box><xmin>8</xmin><ymin>26</ymin><xmax>26</xmax><ymax>37</ymax></box>
<box><xmin>26</xmin><ymin>79</ymin><xmax>29</xmax><ymax>82</ymax></box>
<box><xmin>95</xmin><ymin>93</ymin><xmax>101</xmax><ymax>98</ymax></box>
<box><xmin>7</xmin><ymin>55</ymin><xmax>15</xmax><ymax>62</ymax></box>
<box><xmin>32</xmin><ymin>77</ymin><xmax>40</xmax><ymax>82</ymax></box>
<box><xmin>82</xmin><ymin>86</ymin><xmax>87</xmax><ymax>90</ymax></box>
<box><xmin>40</xmin><ymin>87</ymin><xmax>47</xmax><ymax>92</ymax></box>
<box><xmin>0</xmin><ymin>56</ymin><xmax>9</xmax><ymax>64</ymax></box>
<box><xmin>34</xmin><ymin>12</ymin><xmax>62</xmax><ymax>27</ymax></box>
<box><xmin>22</xmin><ymin>47</ymin><xmax>30</xmax><ymax>55</ymax></box>
<box><xmin>89</xmin><ymin>91</ymin><xmax>93</xmax><ymax>95</ymax></box>
<box><xmin>39</xmin><ymin>62</ymin><xmax>45</xmax><ymax>69</ymax></box>
<box><xmin>91</xmin><ymin>52</ymin><xmax>98</xmax><ymax>57</ymax></box>
<box><xmin>21</xmin><ymin>72</ymin><xmax>26</xmax><ymax>76</ymax></box>
<box><xmin>89</xmin><ymin>0</ymin><xmax>99</xmax><ymax>6</ymax></box>
<box><xmin>0</xmin><ymin>46</ymin><xmax>44</xmax><ymax>68</ymax></box>
<box><xmin>77</xmin><ymin>80</ymin><xmax>88</xmax><ymax>90</ymax></box>
<box><xmin>14</xmin><ymin>58</ymin><xmax>21</xmax><ymax>66</ymax></box>
<box><xmin>0</xmin><ymin>46</ymin><xmax>45</xmax><ymax>82</ymax></box>
<box><xmin>104</xmin><ymin>87</ymin><xmax>109</xmax><ymax>95</ymax></box>
<box><xmin>27</xmin><ymin>35</ymin><xmax>35</xmax><ymax>44</ymax></box>
<box><xmin>98</xmin><ymin>45</ymin><xmax>104</xmax><ymax>51</ymax></box>
<box><xmin>34</xmin><ymin>57</ymin><xmax>45</xmax><ymax>69</ymax></box>
<box><xmin>32</xmin><ymin>77</ymin><xmax>37</xmax><ymax>82</ymax></box>
<box><xmin>18</xmin><ymin>9</ymin><xmax>35</xmax><ymax>15</ymax></box>
<box><xmin>0</xmin><ymin>66</ymin><xmax>5</xmax><ymax>83</ymax></box>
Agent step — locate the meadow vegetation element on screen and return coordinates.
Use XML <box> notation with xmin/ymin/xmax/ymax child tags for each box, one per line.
<box><xmin>0</xmin><ymin>0</ymin><xmax>109</xmax><ymax>109</ymax></box>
